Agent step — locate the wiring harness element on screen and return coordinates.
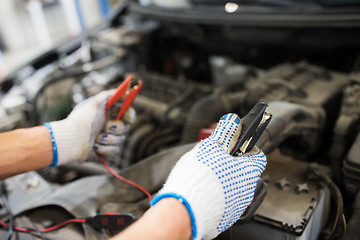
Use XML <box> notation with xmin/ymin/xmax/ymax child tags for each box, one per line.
<box><xmin>0</xmin><ymin>213</ymin><xmax>136</xmax><ymax>234</ymax></box>
<box><xmin>0</xmin><ymin>157</ymin><xmax>151</xmax><ymax>237</ymax></box>
<box><xmin>0</xmin><ymin>155</ymin><xmax>152</xmax><ymax>238</ymax></box>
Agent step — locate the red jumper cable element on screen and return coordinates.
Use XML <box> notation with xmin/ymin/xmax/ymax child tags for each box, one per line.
<box><xmin>101</xmin><ymin>75</ymin><xmax>152</xmax><ymax>200</ymax></box>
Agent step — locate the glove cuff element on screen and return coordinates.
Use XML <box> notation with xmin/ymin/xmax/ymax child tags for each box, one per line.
<box><xmin>43</xmin><ymin>123</ymin><xmax>58</xmax><ymax>167</ymax></box>
<box><xmin>151</xmin><ymin>193</ymin><xmax>197</xmax><ymax>239</ymax></box>
<box><xmin>155</xmin><ymin>150</ymin><xmax>225</xmax><ymax>240</ymax></box>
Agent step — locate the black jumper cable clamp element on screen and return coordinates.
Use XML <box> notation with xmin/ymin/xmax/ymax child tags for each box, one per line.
<box><xmin>231</xmin><ymin>102</ymin><xmax>272</xmax><ymax>224</ymax></box>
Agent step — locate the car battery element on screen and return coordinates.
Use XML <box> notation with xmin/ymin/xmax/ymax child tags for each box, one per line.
<box><xmin>226</xmin><ymin>150</ymin><xmax>331</xmax><ymax>240</ymax></box>
<box><xmin>343</xmin><ymin>131</ymin><xmax>360</xmax><ymax>194</ymax></box>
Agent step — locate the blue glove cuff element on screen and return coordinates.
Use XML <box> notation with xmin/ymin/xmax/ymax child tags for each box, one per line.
<box><xmin>151</xmin><ymin>193</ymin><xmax>197</xmax><ymax>239</ymax></box>
<box><xmin>43</xmin><ymin>123</ymin><xmax>58</xmax><ymax>167</ymax></box>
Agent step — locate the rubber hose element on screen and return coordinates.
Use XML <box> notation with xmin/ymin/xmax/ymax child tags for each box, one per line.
<box><xmin>181</xmin><ymin>91</ymin><xmax>246</xmax><ymax>143</ymax></box>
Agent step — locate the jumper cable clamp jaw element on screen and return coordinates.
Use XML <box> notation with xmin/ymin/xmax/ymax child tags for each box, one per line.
<box><xmin>233</xmin><ymin>102</ymin><xmax>272</xmax><ymax>224</ymax></box>
<box><xmin>105</xmin><ymin>74</ymin><xmax>143</xmax><ymax>120</ymax></box>
<box><xmin>231</xmin><ymin>102</ymin><xmax>272</xmax><ymax>156</ymax></box>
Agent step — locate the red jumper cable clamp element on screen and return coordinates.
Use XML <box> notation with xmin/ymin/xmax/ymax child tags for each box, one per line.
<box><xmin>105</xmin><ymin>74</ymin><xmax>143</xmax><ymax>120</ymax></box>
<box><xmin>99</xmin><ymin>74</ymin><xmax>152</xmax><ymax>201</ymax></box>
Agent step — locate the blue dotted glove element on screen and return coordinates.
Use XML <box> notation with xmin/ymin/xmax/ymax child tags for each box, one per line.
<box><xmin>151</xmin><ymin>113</ymin><xmax>267</xmax><ymax>240</ymax></box>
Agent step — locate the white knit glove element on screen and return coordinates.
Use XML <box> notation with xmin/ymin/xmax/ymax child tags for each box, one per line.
<box><xmin>44</xmin><ymin>89</ymin><xmax>135</xmax><ymax>166</ymax></box>
<box><xmin>151</xmin><ymin>113</ymin><xmax>267</xmax><ymax>240</ymax></box>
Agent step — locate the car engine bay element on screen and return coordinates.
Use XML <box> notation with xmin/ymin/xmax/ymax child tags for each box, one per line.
<box><xmin>1</xmin><ymin>1</ymin><xmax>360</xmax><ymax>239</ymax></box>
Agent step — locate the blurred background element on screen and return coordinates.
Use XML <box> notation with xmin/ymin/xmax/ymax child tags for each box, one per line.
<box><xmin>0</xmin><ymin>0</ymin><xmax>120</xmax><ymax>78</ymax></box>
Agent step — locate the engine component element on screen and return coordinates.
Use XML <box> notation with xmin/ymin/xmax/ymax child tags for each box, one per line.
<box><xmin>330</xmin><ymin>81</ymin><xmax>360</xmax><ymax>185</ymax></box>
<box><xmin>0</xmin><ymin>91</ymin><xmax>27</xmax><ymax>132</ymax></box>
<box><xmin>230</xmin><ymin>150</ymin><xmax>331</xmax><ymax>240</ymax></box>
<box><xmin>182</xmin><ymin>62</ymin><xmax>348</xmax><ymax>145</ymax></box>
<box><xmin>123</xmin><ymin>72</ymin><xmax>212</xmax><ymax>165</ymax></box>
<box><xmin>342</xmin><ymin>191</ymin><xmax>360</xmax><ymax>240</ymax></box>
<box><xmin>134</xmin><ymin>72</ymin><xmax>212</xmax><ymax>124</ymax></box>
<box><xmin>257</xmin><ymin>101</ymin><xmax>325</xmax><ymax>156</ymax></box>
<box><xmin>343</xmin><ymin>131</ymin><xmax>360</xmax><ymax>194</ymax></box>
<box><xmin>243</xmin><ymin>61</ymin><xmax>349</xmax><ymax>113</ymax></box>
<box><xmin>209</xmin><ymin>55</ymin><xmax>261</xmax><ymax>86</ymax></box>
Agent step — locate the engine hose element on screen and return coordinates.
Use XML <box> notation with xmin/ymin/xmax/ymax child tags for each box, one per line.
<box><xmin>181</xmin><ymin>91</ymin><xmax>246</xmax><ymax>143</ymax></box>
<box><xmin>256</xmin><ymin>101</ymin><xmax>326</xmax><ymax>155</ymax></box>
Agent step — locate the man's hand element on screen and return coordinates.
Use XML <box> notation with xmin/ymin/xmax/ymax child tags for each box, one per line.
<box><xmin>45</xmin><ymin>90</ymin><xmax>134</xmax><ymax>166</ymax></box>
<box><xmin>151</xmin><ymin>113</ymin><xmax>267</xmax><ymax>240</ymax></box>
<box><xmin>94</xmin><ymin>109</ymin><xmax>135</xmax><ymax>157</ymax></box>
